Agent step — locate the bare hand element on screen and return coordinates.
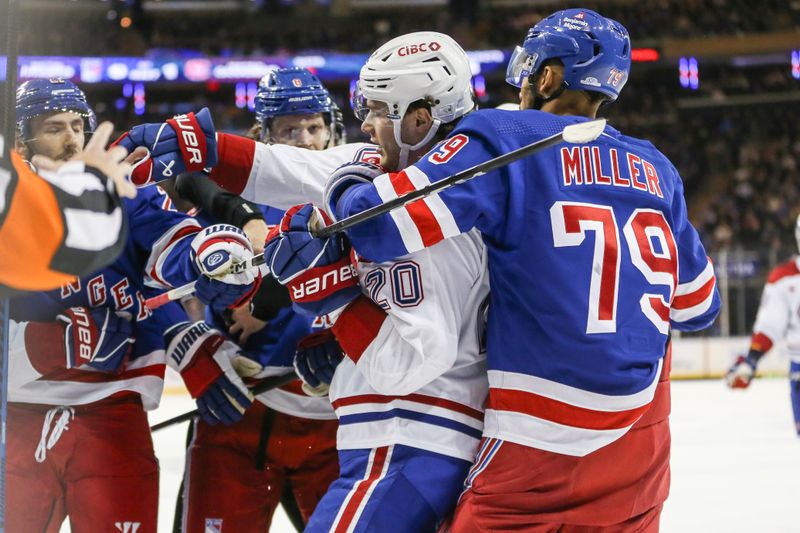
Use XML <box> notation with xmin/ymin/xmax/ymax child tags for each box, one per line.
<box><xmin>228</xmin><ymin>304</ymin><xmax>267</xmax><ymax>344</ymax></box>
<box><xmin>243</xmin><ymin>219</ymin><xmax>269</xmax><ymax>255</ymax></box>
<box><xmin>32</xmin><ymin>122</ymin><xmax>137</xmax><ymax>199</ymax></box>
<box><xmin>124</xmin><ymin>146</ymin><xmax>149</xmax><ymax>166</ymax></box>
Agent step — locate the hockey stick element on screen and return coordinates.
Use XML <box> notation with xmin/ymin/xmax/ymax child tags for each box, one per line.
<box><xmin>143</xmin><ymin>119</ymin><xmax>606</xmax><ymax>310</ymax></box>
<box><xmin>315</xmin><ymin>118</ymin><xmax>606</xmax><ymax>238</ymax></box>
<box><xmin>150</xmin><ymin>371</ymin><xmax>297</xmax><ymax>432</ymax></box>
<box><xmin>143</xmin><ymin>252</ymin><xmax>266</xmax><ymax>310</ymax></box>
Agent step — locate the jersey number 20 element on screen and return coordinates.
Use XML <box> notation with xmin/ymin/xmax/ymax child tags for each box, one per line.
<box><xmin>551</xmin><ymin>201</ymin><xmax>677</xmax><ymax>335</ymax></box>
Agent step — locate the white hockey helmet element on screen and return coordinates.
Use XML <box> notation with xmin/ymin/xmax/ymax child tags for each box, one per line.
<box><xmin>353</xmin><ymin>31</ymin><xmax>475</xmax><ymax>167</ymax></box>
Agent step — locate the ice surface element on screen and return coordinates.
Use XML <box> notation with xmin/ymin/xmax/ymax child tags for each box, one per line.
<box><xmin>58</xmin><ymin>378</ymin><xmax>798</xmax><ymax>532</ymax></box>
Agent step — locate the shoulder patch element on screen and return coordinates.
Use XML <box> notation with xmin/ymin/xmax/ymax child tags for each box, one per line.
<box><xmin>767</xmin><ymin>259</ymin><xmax>800</xmax><ymax>284</ymax></box>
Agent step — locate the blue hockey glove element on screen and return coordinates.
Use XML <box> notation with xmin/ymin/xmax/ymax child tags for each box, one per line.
<box><xmin>164</xmin><ymin>321</ymin><xmax>254</xmax><ymax>425</ymax></box>
<box><xmin>113</xmin><ymin>108</ymin><xmax>217</xmax><ymax>186</ymax></box>
<box><xmin>191</xmin><ymin>224</ymin><xmax>261</xmax><ymax>315</ymax></box>
<box><xmin>293</xmin><ymin>329</ymin><xmax>344</xmax><ymax>396</ymax></box>
<box><xmin>264</xmin><ymin>204</ymin><xmax>360</xmax><ymax>317</ymax></box>
<box><xmin>57</xmin><ymin>306</ymin><xmax>134</xmax><ymax>374</ymax></box>
<box><xmin>322</xmin><ymin>161</ymin><xmax>386</xmax><ymax>219</ymax></box>
<box><xmin>725</xmin><ymin>354</ymin><xmax>758</xmax><ymax>389</ymax></box>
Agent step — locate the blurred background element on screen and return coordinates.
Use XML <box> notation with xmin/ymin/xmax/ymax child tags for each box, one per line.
<box><xmin>8</xmin><ymin>0</ymin><xmax>800</xmax><ymax>346</ymax></box>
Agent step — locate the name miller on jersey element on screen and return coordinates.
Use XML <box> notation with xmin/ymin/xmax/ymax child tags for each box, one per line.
<box><xmin>559</xmin><ymin>145</ymin><xmax>664</xmax><ymax>199</ymax></box>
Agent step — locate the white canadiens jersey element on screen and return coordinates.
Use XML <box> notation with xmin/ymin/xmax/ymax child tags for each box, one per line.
<box><xmin>330</xmin><ymin>230</ymin><xmax>490</xmax><ymax>462</ymax></box>
<box><xmin>242</xmin><ymin>142</ymin><xmax>379</xmax><ymax>208</ymax></box>
<box><xmin>256</xmin><ymin>368</ymin><xmax>337</xmax><ymax>421</ymax></box>
<box><xmin>752</xmin><ymin>256</ymin><xmax>800</xmax><ymax>362</ymax></box>
<box><xmin>220</xmin><ymin>140</ymin><xmax>375</xmax><ymax>420</ymax></box>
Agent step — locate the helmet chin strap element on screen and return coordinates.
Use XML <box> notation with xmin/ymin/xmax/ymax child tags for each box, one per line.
<box><xmin>393</xmin><ymin>117</ymin><xmax>442</xmax><ymax>169</ymax></box>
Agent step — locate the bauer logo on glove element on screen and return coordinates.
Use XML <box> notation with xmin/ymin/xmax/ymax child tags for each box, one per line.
<box><xmin>113</xmin><ymin>107</ymin><xmax>218</xmax><ymax>186</ymax></box>
<box><xmin>264</xmin><ymin>204</ymin><xmax>361</xmax><ymax>317</ymax></box>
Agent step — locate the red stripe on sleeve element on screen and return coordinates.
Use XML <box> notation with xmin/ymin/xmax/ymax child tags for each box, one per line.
<box><xmin>209</xmin><ymin>133</ymin><xmax>257</xmax><ymax>195</ymax></box>
<box><xmin>672</xmin><ymin>276</ymin><xmax>716</xmax><ymax>309</ymax></box>
<box><xmin>331</xmin><ymin>296</ymin><xmax>387</xmax><ymax>364</ymax></box>
<box><xmin>388</xmin><ymin>171</ymin><xmax>445</xmax><ymax>248</ymax></box>
<box><xmin>149</xmin><ymin>225</ymin><xmax>202</xmax><ymax>287</ymax></box>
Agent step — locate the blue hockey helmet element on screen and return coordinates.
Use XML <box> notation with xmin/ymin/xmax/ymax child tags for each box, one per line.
<box><xmin>16</xmin><ymin>78</ymin><xmax>97</xmax><ymax>140</ymax></box>
<box><xmin>254</xmin><ymin>67</ymin><xmax>339</xmax><ymax>146</ymax></box>
<box><xmin>506</xmin><ymin>8</ymin><xmax>631</xmax><ymax>102</ymax></box>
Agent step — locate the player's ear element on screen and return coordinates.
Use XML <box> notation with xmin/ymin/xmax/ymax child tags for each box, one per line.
<box><xmin>539</xmin><ymin>64</ymin><xmax>564</xmax><ymax>98</ymax></box>
<box><xmin>14</xmin><ymin>136</ymin><xmax>30</xmax><ymax>161</ymax></box>
<box><xmin>412</xmin><ymin>106</ymin><xmax>433</xmax><ymax>130</ymax></box>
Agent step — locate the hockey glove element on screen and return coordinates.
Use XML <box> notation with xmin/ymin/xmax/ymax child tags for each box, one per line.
<box><xmin>113</xmin><ymin>108</ymin><xmax>217</xmax><ymax>186</ymax></box>
<box><xmin>725</xmin><ymin>354</ymin><xmax>758</xmax><ymax>389</ymax></box>
<box><xmin>263</xmin><ymin>204</ymin><xmax>360</xmax><ymax>317</ymax></box>
<box><xmin>191</xmin><ymin>224</ymin><xmax>260</xmax><ymax>315</ymax></box>
<box><xmin>293</xmin><ymin>329</ymin><xmax>344</xmax><ymax>396</ymax></box>
<box><xmin>57</xmin><ymin>306</ymin><xmax>134</xmax><ymax>373</ymax></box>
<box><xmin>322</xmin><ymin>161</ymin><xmax>386</xmax><ymax>220</ymax></box>
<box><xmin>164</xmin><ymin>321</ymin><xmax>254</xmax><ymax>425</ymax></box>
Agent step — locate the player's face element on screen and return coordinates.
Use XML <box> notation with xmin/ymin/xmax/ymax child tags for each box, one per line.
<box><xmin>267</xmin><ymin>113</ymin><xmax>330</xmax><ymax>150</ymax></box>
<box><xmin>360</xmin><ymin>99</ymin><xmax>401</xmax><ymax>170</ymax></box>
<box><xmin>26</xmin><ymin>111</ymin><xmax>86</xmax><ymax>161</ymax></box>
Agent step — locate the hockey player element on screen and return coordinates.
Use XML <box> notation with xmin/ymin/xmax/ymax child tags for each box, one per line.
<box><xmin>262</xmin><ymin>33</ymin><xmax>490</xmax><ymax>532</ymax></box>
<box><xmin>7</xmin><ymin>79</ymin><xmax>258</xmax><ymax>532</ymax></box>
<box><xmin>277</xmin><ymin>11</ymin><xmax>721</xmax><ymax>531</ymax></box>
<box><xmin>119</xmin><ymin>36</ymin><xmax>490</xmax><ymax>531</ymax></box>
<box><xmin>0</xmin><ymin>79</ymin><xmax>136</xmax><ymax>292</ymax></box>
<box><xmin>170</xmin><ymin>68</ymin><xmax>343</xmax><ymax>533</ymax></box>
<box><xmin>726</xmin><ymin>214</ymin><xmax>800</xmax><ymax>436</ymax></box>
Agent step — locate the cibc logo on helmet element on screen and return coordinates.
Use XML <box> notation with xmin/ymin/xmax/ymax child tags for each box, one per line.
<box><xmin>397</xmin><ymin>41</ymin><xmax>441</xmax><ymax>56</ymax></box>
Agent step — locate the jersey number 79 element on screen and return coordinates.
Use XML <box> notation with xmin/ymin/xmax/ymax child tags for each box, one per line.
<box><xmin>551</xmin><ymin>201</ymin><xmax>677</xmax><ymax>335</ymax></box>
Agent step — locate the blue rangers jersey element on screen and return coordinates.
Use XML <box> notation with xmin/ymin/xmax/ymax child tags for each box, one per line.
<box><xmin>331</xmin><ymin>110</ymin><xmax>720</xmax><ymax>456</ymax></box>
<box><xmin>9</xmin><ymin>186</ymin><xmax>201</xmax><ymax>409</ymax></box>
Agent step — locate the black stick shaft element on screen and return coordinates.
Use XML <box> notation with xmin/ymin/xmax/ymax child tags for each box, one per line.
<box><xmin>150</xmin><ymin>372</ymin><xmax>297</xmax><ymax>432</ymax></box>
<box><xmin>315</xmin><ymin>130</ymin><xmax>567</xmax><ymax>238</ymax></box>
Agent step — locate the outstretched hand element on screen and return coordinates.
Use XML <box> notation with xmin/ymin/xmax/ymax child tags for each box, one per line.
<box><xmin>32</xmin><ymin>121</ymin><xmax>138</xmax><ymax>199</ymax></box>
